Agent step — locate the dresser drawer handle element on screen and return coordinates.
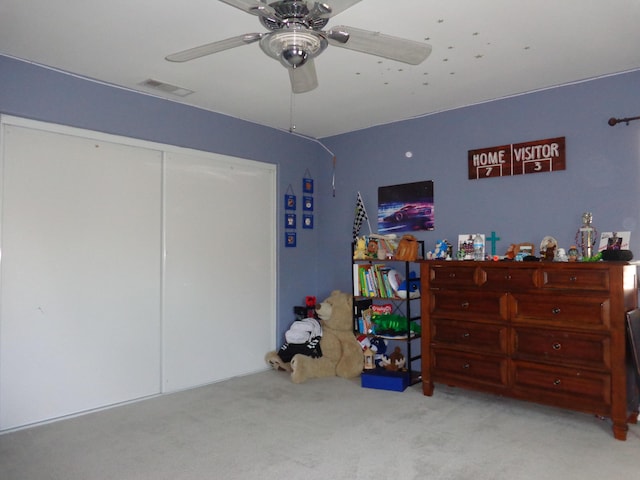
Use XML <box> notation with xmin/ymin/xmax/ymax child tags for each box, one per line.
<box><xmin>449</xmin><ymin>273</ymin><xmax>456</xmax><ymax>278</ymax></box>
<box><xmin>552</xmin><ymin>307</ymin><xmax>561</xmax><ymax>315</ymax></box>
<box><xmin>462</xmin><ymin>363</ymin><xmax>470</xmax><ymax>369</ymax></box>
<box><xmin>552</xmin><ymin>342</ymin><xmax>562</xmax><ymax>350</ymax></box>
<box><xmin>553</xmin><ymin>379</ymin><xmax>562</xmax><ymax>386</ymax></box>
<box><xmin>504</xmin><ymin>274</ymin><xmax>512</xmax><ymax>280</ymax></box>
<box><xmin>462</xmin><ymin>332</ymin><xmax>470</xmax><ymax>339</ymax></box>
<box><xmin>461</xmin><ymin>301</ymin><xmax>470</xmax><ymax>309</ymax></box>
<box><xmin>569</xmin><ymin>275</ymin><xmax>577</xmax><ymax>282</ymax></box>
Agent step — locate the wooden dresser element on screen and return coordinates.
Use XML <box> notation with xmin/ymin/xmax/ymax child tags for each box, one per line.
<box><xmin>420</xmin><ymin>260</ymin><xmax>638</xmax><ymax>440</ymax></box>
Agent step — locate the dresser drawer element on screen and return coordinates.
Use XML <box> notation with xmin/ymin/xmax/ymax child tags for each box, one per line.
<box><xmin>432</xmin><ymin>348</ymin><xmax>508</xmax><ymax>387</ymax></box>
<box><xmin>510</xmin><ymin>293</ymin><xmax>610</xmax><ymax>330</ymax></box>
<box><xmin>540</xmin><ymin>268</ymin><xmax>609</xmax><ymax>291</ymax></box>
<box><xmin>512</xmin><ymin>361</ymin><xmax>611</xmax><ymax>407</ymax></box>
<box><xmin>430</xmin><ymin>290</ymin><xmax>507</xmax><ymax>321</ymax></box>
<box><xmin>477</xmin><ymin>266</ymin><xmax>538</xmax><ymax>290</ymax></box>
<box><xmin>512</xmin><ymin>327</ymin><xmax>610</xmax><ymax>369</ymax></box>
<box><xmin>433</xmin><ymin>319</ymin><xmax>508</xmax><ymax>354</ymax></box>
<box><xmin>429</xmin><ymin>264</ymin><xmax>477</xmax><ymax>287</ymax></box>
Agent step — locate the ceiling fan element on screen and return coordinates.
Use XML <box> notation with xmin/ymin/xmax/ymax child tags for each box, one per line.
<box><xmin>165</xmin><ymin>0</ymin><xmax>432</xmax><ymax>93</ymax></box>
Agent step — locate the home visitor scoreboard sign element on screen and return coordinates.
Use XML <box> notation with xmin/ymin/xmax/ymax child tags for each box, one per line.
<box><xmin>468</xmin><ymin>136</ymin><xmax>565</xmax><ymax>180</ymax></box>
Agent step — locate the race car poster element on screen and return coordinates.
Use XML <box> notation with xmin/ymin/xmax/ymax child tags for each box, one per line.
<box><xmin>378</xmin><ymin>180</ymin><xmax>434</xmax><ymax>234</ymax></box>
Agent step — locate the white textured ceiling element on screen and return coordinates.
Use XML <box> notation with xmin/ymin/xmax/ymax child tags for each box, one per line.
<box><xmin>1</xmin><ymin>0</ymin><xmax>639</xmax><ymax>138</ymax></box>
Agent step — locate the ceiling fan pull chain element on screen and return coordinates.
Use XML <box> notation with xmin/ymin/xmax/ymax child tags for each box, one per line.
<box><xmin>332</xmin><ymin>156</ymin><xmax>336</xmax><ymax>197</ymax></box>
<box><xmin>289</xmin><ymin>91</ymin><xmax>296</xmax><ymax>132</ymax></box>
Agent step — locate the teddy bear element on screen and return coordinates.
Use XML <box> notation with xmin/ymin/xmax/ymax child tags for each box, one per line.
<box><xmin>265</xmin><ymin>290</ymin><xmax>364</xmax><ymax>383</ymax></box>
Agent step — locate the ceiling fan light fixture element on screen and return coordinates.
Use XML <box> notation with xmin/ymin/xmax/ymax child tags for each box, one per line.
<box><xmin>260</xmin><ymin>27</ymin><xmax>328</xmax><ymax>69</ymax></box>
<box><xmin>282</xmin><ymin>45</ymin><xmax>308</xmax><ymax>68</ymax></box>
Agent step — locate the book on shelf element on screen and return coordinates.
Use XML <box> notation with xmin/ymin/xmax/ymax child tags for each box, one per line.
<box><xmin>353</xmin><ymin>263</ymin><xmax>399</xmax><ymax>298</ymax></box>
<box><xmin>354</xmin><ymin>299</ymin><xmax>373</xmax><ymax>334</ymax></box>
<box><xmin>361</xmin><ymin>308</ymin><xmax>373</xmax><ymax>334</ymax></box>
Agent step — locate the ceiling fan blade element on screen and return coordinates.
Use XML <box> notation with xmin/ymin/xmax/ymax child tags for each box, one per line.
<box><xmin>310</xmin><ymin>0</ymin><xmax>362</xmax><ymax>19</ymax></box>
<box><xmin>288</xmin><ymin>59</ymin><xmax>319</xmax><ymax>93</ymax></box>
<box><xmin>218</xmin><ymin>0</ymin><xmax>277</xmax><ymax>17</ymax></box>
<box><xmin>166</xmin><ymin>33</ymin><xmax>263</xmax><ymax>62</ymax></box>
<box><xmin>326</xmin><ymin>25</ymin><xmax>432</xmax><ymax>65</ymax></box>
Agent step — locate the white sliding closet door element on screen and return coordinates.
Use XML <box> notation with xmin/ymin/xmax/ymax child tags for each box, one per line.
<box><xmin>162</xmin><ymin>151</ymin><xmax>276</xmax><ymax>392</ymax></box>
<box><xmin>0</xmin><ymin>117</ymin><xmax>276</xmax><ymax>431</ymax></box>
<box><xmin>0</xmin><ymin>123</ymin><xmax>163</xmax><ymax>430</ymax></box>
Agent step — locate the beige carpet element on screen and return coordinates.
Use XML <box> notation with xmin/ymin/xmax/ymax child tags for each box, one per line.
<box><xmin>1</xmin><ymin>369</ymin><xmax>639</xmax><ymax>480</ymax></box>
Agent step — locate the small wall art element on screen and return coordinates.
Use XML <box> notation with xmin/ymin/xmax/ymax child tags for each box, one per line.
<box><xmin>285</xmin><ymin>213</ymin><xmax>296</xmax><ymax>229</ymax></box>
<box><xmin>286</xmin><ymin>232</ymin><xmax>297</xmax><ymax>248</ymax></box>
<box><xmin>303</xmin><ymin>213</ymin><xmax>314</xmax><ymax>229</ymax></box>
<box><xmin>284</xmin><ymin>184</ymin><xmax>296</xmax><ymax>210</ymax></box>
<box><xmin>303</xmin><ymin>169</ymin><xmax>314</xmax><ymax>193</ymax></box>
<box><xmin>303</xmin><ymin>195</ymin><xmax>314</xmax><ymax>211</ymax></box>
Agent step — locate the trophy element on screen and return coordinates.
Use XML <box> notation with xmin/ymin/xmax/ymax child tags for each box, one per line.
<box><xmin>575</xmin><ymin>212</ymin><xmax>597</xmax><ymax>259</ymax></box>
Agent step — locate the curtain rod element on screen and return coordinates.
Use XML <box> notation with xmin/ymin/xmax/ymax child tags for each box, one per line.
<box><xmin>608</xmin><ymin>115</ymin><xmax>640</xmax><ymax>126</ymax></box>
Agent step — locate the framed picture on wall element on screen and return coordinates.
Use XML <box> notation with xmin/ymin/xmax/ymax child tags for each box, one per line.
<box><xmin>378</xmin><ymin>180</ymin><xmax>434</xmax><ymax>234</ymax></box>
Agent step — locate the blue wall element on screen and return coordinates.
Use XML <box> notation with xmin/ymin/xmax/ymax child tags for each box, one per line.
<box><xmin>0</xmin><ymin>55</ymin><xmax>327</xmax><ymax>344</ymax></box>
<box><xmin>317</xmin><ymin>70</ymin><xmax>640</xmax><ymax>294</ymax></box>
<box><xmin>3</xmin><ymin>54</ymin><xmax>640</xmax><ymax>347</ymax></box>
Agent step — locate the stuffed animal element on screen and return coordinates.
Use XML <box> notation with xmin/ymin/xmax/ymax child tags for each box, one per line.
<box><xmin>266</xmin><ymin>316</ymin><xmax>323</xmax><ymax>372</ymax></box>
<box><xmin>353</xmin><ymin>237</ymin><xmax>367</xmax><ymax>260</ymax></box>
<box><xmin>357</xmin><ymin>335</ymin><xmax>388</xmax><ymax>368</ymax></box>
<box><xmin>396</xmin><ymin>271</ymin><xmax>420</xmax><ymax>299</ymax></box>
<box><xmin>428</xmin><ymin>239</ymin><xmax>450</xmax><ymax>260</ymax></box>
<box><xmin>380</xmin><ymin>346</ymin><xmax>406</xmax><ymax>371</ymax></box>
<box><xmin>369</xmin><ymin>336</ymin><xmax>388</xmax><ymax>368</ymax></box>
<box><xmin>265</xmin><ymin>290</ymin><xmax>364</xmax><ymax>383</ymax></box>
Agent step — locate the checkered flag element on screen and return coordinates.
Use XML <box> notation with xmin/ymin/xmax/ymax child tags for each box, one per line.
<box><xmin>352</xmin><ymin>191</ymin><xmax>370</xmax><ymax>241</ymax></box>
